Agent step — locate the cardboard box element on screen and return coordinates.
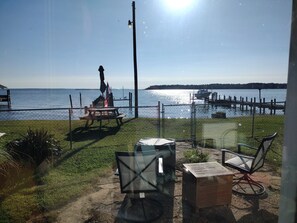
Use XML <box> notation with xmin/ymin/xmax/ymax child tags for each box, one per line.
<box><xmin>182</xmin><ymin>162</ymin><xmax>233</xmax><ymax>210</ymax></box>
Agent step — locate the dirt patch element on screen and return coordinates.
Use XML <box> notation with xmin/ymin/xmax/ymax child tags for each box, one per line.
<box><xmin>42</xmin><ymin>142</ymin><xmax>281</xmax><ymax>223</ymax></box>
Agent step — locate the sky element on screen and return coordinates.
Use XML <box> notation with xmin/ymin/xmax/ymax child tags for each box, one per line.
<box><xmin>0</xmin><ymin>0</ymin><xmax>293</xmax><ymax>89</ymax></box>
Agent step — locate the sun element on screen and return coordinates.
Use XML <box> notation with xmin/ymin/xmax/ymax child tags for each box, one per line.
<box><xmin>164</xmin><ymin>0</ymin><xmax>194</xmax><ymax>11</ymax></box>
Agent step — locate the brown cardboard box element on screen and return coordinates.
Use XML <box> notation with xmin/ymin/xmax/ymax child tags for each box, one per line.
<box><xmin>182</xmin><ymin>162</ymin><xmax>233</xmax><ymax>210</ymax></box>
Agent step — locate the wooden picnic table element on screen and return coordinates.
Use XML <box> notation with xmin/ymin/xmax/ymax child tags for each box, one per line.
<box><xmin>80</xmin><ymin>107</ymin><xmax>125</xmax><ymax>129</ymax></box>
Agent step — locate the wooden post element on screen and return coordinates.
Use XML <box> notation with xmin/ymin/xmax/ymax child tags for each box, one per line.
<box><xmin>79</xmin><ymin>92</ymin><xmax>82</xmax><ymax>108</ymax></box>
<box><xmin>274</xmin><ymin>99</ymin><xmax>276</xmax><ymax>115</ymax></box>
<box><xmin>263</xmin><ymin>98</ymin><xmax>266</xmax><ymax>114</ymax></box>
<box><xmin>252</xmin><ymin>103</ymin><xmax>255</xmax><ymax>138</ymax></box>
<box><xmin>259</xmin><ymin>98</ymin><xmax>262</xmax><ymax>114</ymax></box>
<box><xmin>240</xmin><ymin>97</ymin><xmax>244</xmax><ymax>111</ymax></box>
<box><xmin>258</xmin><ymin>88</ymin><xmax>262</xmax><ymax>101</ymax></box>
<box><xmin>7</xmin><ymin>89</ymin><xmax>11</xmax><ymax>108</ymax></box>
<box><xmin>129</xmin><ymin>92</ymin><xmax>132</xmax><ymax>109</ymax></box>
<box><xmin>270</xmin><ymin>100</ymin><xmax>273</xmax><ymax>115</ymax></box>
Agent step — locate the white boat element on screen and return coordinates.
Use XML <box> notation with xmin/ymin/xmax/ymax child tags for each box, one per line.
<box><xmin>194</xmin><ymin>89</ymin><xmax>211</xmax><ymax>99</ymax></box>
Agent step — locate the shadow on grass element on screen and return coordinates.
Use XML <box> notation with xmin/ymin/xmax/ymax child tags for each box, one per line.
<box><xmin>67</xmin><ymin>117</ymin><xmax>138</xmax><ymax>142</ymax></box>
<box><xmin>55</xmin><ymin>124</ymin><xmax>122</xmax><ymax>169</ymax></box>
<box><xmin>55</xmin><ymin>117</ymin><xmax>140</xmax><ymax>177</ymax></box>
<box><xmin>67</xmin><ymin>125</ymin><xmax>120</xmax><ymax>142</ymax></box>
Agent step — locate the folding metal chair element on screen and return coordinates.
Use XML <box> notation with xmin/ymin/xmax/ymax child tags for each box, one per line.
<box><xmin>115</xmin><ymin>151</ymin><xmax>163</xmax><ymax>222</ymax></box>
<box><xmin>222</xmin><ymin>132</ymin><xmax>277</xmax><ymax>195</ymax></box>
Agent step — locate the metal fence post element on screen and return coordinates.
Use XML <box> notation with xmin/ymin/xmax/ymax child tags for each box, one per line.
<box><xmin>157</xmin><ymin>101</ymin><xmax>161</xmax><ymax>138</ymax></box>
<box><xmin>191</xmin><ymin>102</ymin><xmax>197</xmax><ymax>148</ymax></box>
<box><xmin>68</xmin><ymin>109</ymin><xmax>73</xmax><ymax>150</ymax></box>
<box><xmin>161</xmin><ymin>103</ymin><xmax>165</xmax><ymax>138</ymax></box>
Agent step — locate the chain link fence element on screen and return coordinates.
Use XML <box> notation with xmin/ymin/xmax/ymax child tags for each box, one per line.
<box><xmin>161</xmin><ymin>102</ymin><xmax>284</xmax><ymax>151</ymax></box>
<box><xmin>0</xmin><ymin>102</ymin><xmax>284</xmax><ymax>153</ymax></box>
<box><xmin>0</xmin><ymin>106</ymin><xmax>161</xmax><ymax>153</ymax></box>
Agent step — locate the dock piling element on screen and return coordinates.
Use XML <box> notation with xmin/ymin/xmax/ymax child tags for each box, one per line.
<box><xmin>206</xmin><ymin>93</ymin><xmax>285</xmax><ymax>116</ymax></box>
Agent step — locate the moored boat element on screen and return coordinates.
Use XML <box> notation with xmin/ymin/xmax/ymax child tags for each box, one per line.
<box><xmin>194</xmin><ymin>89</ymin><xmax>211</xmax><ymax>99</ymax></box>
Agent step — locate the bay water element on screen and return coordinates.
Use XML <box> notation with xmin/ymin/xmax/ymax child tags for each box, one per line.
<box><xmin>0</xmin><ymin>88</ymin><xmax>287</xmax><ymax>120</ymax></box>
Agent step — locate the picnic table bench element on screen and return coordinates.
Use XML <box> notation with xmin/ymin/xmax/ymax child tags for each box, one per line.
<box><xmin>80</xmin><ymin>107</ymin><xmax>125</xmax><ymax>129</ymax></box>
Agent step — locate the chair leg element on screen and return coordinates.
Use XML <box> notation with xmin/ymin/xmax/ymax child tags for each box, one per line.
<box><xmin>232</xmin><ymin>173</ymin><xmax>265</xmax><ymax>196</ymax></box>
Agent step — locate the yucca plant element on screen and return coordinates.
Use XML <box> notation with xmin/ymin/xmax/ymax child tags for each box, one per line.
<box><xmin>6</xmin><ymin>128</ymin><xmax>62</xmax><ymax>166</ymax></box>
<box><xmin>0</xmin><ymin>149</ymin><xmax>17</xmax><ymax>177</ymax></box>
<box><xmin>0</xmin><ymin>149</ymin><xmax>18</xmax><ymax>192</ymax></box>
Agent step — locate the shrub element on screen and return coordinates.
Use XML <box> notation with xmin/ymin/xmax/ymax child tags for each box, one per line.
<box><xmin>0</xmin><ymin>149</ymin><xmax>17</xmax><ymax>177</ymax></box>
<box><xmin>6</xmin><ymin>128</ymin><xmax>62</xmax><ymax>166</ymax></box>
<box><xmin>184</xmin><ymin>149</ymin><xmax>209</xmax><ymax>163</ymax></box>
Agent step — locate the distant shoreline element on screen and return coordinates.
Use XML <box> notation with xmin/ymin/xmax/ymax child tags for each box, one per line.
<box><xmin>145</xmin><ymin>83</ymin><xmax>287</xmax><ymax>90</ymax></box>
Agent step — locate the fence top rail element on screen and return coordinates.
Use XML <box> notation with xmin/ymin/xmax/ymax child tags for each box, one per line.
<box><xmin>0</xmin><ymin>107</ymin><xmax>73</xmax><ymax>112</ymax></box>
<box><xmin>162</xmin><ymin>103</ymin><xmax>192</xmax><ymax>107</ymax></box>
<box><xmin>0</xmin><ymin>105</ymin><xmax>160</xmax><ymax>113</ymax></box>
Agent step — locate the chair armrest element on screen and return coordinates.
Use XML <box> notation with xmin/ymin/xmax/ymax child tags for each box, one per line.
<box><xmin>221</xmin><ymin>149</ymin><xmax>254</xmax><ymax>165</ymax></box>
<box><xmin>237</xmin><ymin>143</ymin><xmax>258</xmax><ymax>153</ymax></box>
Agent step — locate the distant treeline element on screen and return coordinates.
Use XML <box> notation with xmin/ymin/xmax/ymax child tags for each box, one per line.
<box><xmin>146</xmin><ymin>83</ymin><xmax>287</xmax><ymax>90</ymax></box>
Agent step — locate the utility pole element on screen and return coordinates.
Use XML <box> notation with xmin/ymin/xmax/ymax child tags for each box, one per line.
<box><xmin>129</xmin><ymin>1</ymin><xmax>138</xmax><ymax>118</ymax></box>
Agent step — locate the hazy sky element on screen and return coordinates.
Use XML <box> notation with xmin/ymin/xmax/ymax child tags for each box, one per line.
<box><xmin>0</xmin><ymin>0</ymin><xmax>292</xmax><ymax>89</ymax></box>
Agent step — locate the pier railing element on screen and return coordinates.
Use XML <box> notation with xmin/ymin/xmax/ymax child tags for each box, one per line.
<box><xmin>206</xmin><ymin>95</ymin><xmax>286</xmax><ymax>115</ymax></box>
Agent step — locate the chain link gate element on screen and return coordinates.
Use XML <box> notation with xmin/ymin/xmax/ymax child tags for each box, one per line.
<box><xmin>161</xmin><ymin>102</ymin><xmax>197</xmax><ymax>147</ymax></box>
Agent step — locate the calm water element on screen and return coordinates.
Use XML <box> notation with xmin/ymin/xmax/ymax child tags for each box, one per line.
<box><xmin>0</xmin><ymin>88</ymin><xmax>287</xmax><ymax>109</ymax></box>
<box><xmin>0</xmin><ymin>88</ymin><xmax>287</xmax><ymax>120</ymax></box>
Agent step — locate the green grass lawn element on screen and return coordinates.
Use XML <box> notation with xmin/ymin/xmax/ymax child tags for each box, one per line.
<box><xmin>0</xmin><ymin>115</ymin><xmax>284</xmax><ymax>222</ymax></box>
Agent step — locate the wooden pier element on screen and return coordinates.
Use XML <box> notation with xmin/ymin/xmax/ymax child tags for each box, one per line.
<box><xmin>207</xmin><ymin>95</ymin><xmax>285</xmax><ymax>115</ymax></box>
<box><xmin>0</xmin><ymin>89</ymin><xmax>11</xmax><ymax>108</ymax></box>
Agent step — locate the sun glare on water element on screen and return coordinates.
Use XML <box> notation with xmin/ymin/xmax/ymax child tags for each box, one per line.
<box><xmin>164</xmin><ymin>0</ymin><xmax>194</xmax><ymax>11</ymax></box>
